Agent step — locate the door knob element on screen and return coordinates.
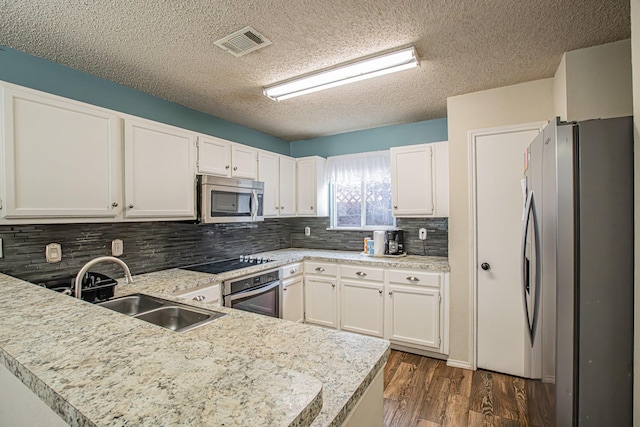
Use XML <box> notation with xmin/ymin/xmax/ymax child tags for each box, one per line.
<box><xmin>481</xmin><ymin>263</ymin><xmax>491</xmax><ymax>271</ymax></box>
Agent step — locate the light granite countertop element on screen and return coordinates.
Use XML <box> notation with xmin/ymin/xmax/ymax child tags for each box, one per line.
<box><xmin>0</xmin><ymin>249</ymin><xmax>445</xmax><ymax>426</ymax></box>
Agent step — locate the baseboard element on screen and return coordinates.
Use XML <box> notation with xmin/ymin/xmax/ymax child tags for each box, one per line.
<box><xmin>446</xmin><ymin>359</ymin><xmax>474</xmax><ymax>370</ymax></box>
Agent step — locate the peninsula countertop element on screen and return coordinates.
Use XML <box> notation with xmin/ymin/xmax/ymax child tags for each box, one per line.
<box><xmin>0</xmin><ymin>249</ymin><xmax>446</xmax><ymax>426</ymax></box>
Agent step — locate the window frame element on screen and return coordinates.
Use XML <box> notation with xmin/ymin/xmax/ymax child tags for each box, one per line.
<box><xmin>328</xmin><ymin>179</ymin><xmax>397</xmax><ymax>231</ymax></box>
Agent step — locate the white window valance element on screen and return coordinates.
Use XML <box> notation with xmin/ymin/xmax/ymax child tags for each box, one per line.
<box><xmin>324</xmin><ymin>150</ymin><xmax>391</xmax><ymax>183</ymax></box>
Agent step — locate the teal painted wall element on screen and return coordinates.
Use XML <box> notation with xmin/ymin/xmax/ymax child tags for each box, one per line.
<box><xmin>289</xmin><ymin>118</ymin><xmax>448</xmax><ymax>158</ymax></box>
<box><xmin>0</xmin><ymin>46</ymin><xmax>290</xmax><ymax>155</ymax></box>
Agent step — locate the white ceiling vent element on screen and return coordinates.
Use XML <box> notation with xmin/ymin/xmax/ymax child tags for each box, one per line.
<box><xmin>214</xmin><ymin>26</ymin><xmax>272</xmax><ymax>57</ymax></box>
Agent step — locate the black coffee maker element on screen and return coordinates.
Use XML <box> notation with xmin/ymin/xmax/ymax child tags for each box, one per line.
<box><xmin>385</xmin><ymin>230</ymin><xmax>404</xmax><ymax>255</ymax></box>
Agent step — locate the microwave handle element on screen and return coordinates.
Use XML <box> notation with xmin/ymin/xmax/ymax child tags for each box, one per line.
<box><xmin>251</xmin><ymin>189</ymin><xmax>258</xmax><ymax>220</ymax></box>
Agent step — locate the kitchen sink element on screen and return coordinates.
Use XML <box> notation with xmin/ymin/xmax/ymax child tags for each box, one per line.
<box><xmin>97</xmin><ymin>293</ymin><xmax>226</xmax><ymax>332</ymax></box>
<box><xmin>98</xmin><ymin>294</ymin><xmax>165</xmax><ymax>315</ymax></box>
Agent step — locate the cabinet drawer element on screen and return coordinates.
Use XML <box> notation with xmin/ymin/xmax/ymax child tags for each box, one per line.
<box><xmin>281</xmin><ymin>262</ymin><xmax>303</xmax><ymax>279</ymax></box>
<box><xmin>388</xmin><ymin>270</ymin><xmax>441</xmax><ymax>287</ymax></box>
<box><xmin>340</xmin><ymin>265</ymin><xmax>384</xmax><ymax>282</ymax></box>
<box><xmin>305</xmin><ymin>261</ymin><xmax>337</xmax><ymax>276</ymax></box>
<box><xmin>174</xmin><ymin>284</ymin><xmax>221</xmax><ymax>304</ymax></box>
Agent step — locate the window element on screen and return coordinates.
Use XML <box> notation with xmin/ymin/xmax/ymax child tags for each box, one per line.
<box><xmin>326</xmin><ymin>150</ymin><xmax>395</xmax><ymax>230</ymax></box>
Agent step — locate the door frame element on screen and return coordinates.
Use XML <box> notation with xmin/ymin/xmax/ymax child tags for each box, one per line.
<box><xmin>468</xmin><ymin>121</ymin><xmax>547</xmax><ymax>371</ymax></box>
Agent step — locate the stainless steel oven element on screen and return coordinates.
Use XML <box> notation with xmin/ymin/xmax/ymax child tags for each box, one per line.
<box><xmin>223</xmin><ymin>268</ymin><xmax>282</xmax><ymax>318</ymax></box>
<box><xmin>198</xmin><ymin>175</ymin><xmax>264</xmax><ymax>223</ymax></box>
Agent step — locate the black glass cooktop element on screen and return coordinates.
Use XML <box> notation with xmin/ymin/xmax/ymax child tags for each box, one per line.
<box><xmin>181</xmin><ymin>256</ymin><xmax>273</xmax><ymax>275</ymax></box>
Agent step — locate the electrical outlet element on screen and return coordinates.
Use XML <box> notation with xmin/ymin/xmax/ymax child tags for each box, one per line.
<box><xmin>419</xmin><ymin>228</ymin><xmax>427</xmax><ymax>240</ymax></box>
<box><xmin>305</xmin><ymin>227</ymin><xmax>311</xmax><ymax>236</ymax></box>
<box><xmin>45</xmin><ymin>243</ymin><xmax>62</xmax><ymax>263</ymax></box>
<box><xmin>112</xmin><ymin>239</ymin><xmax>124</xmax><ymax>256</ymax></box>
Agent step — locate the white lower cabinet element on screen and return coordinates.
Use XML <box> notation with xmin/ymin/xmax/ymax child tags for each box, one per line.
<box><xmin>282</xmin><ymin>276</ymin><xmax>304</xmax><ymax>323</ymax></box>
<box><xmin>386</xmin><ymin>284</ymin><xmax>440</xmax><ymax>349</ymax></box>
<box><xmin>340</xmin><ymin>280</ymin><xmax>384</xmax><ymax>337</ymax></box>
<box><xmin>301</xmin><ymin>262</ymin><xmax>449</xmax><ymax>356</ymax></box>
<box><xmin>282</xmin><ymin>262</ymin><xmax>304</xmax><ymax>323</ymax></box>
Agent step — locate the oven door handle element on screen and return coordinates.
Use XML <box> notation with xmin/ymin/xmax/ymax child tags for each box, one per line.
<box><xmin>227</xmin><ymin>280</ymin><xmax>281</xmax><ymax>301</ymax></box>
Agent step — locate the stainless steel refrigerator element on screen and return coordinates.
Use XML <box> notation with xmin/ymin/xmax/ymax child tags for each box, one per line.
<box><xmin>522</xmin><ymin>116</ymin><xmax>633</xmax><ymax>426</ymax></box>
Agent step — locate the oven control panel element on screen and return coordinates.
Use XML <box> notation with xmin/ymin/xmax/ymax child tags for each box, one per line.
<box><xmin>226</xmin><ymin>269</ymin><xmax>280</xmax><ymax>295</ymax></box>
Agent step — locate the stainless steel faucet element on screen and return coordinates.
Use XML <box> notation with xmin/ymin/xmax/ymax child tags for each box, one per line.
<box><xmin>74</xmin><ymin>256</ymin><xmax>134</xmax><ymax>299</ymax></box>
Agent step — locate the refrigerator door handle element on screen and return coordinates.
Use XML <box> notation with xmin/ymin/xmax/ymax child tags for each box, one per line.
<box><xmin>521</xmin><ymin>191</ymin><xmax>541</xmax><ymax>346</ymax></box>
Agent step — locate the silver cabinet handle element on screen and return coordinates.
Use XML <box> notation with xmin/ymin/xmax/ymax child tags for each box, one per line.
<box><xmin>111</xmin><ymin>202</ymin><xmax>119</xmax><ymax>207</ymax></box>
<box><xmin>355</xmin><ymin>271</ymin><xmax>367</xmax><ymax>277</ymax></box>
<box><xmin>192</xmin><ymin>295</ymin><xmax>205</xmax><ymax>302</ymax></box>
<box><xmin>315</xmin><ymin>267</ymin><xmax>325</xmax><ymax>272</ymax></box>
<box><xmin>128</xmin><ymin>204</ymin><xmax>134</xmax><ymax>209</ymax></box>
<box><xmin>225</xmin><ymin>165</ymin><xmax>230</xmax><ymax>169</ymax></box>
<box><xmin>406</xmin><ymin>276</ymin><xmax>420</xmax><ymax>282</ymax></box>
<box><xmin>233</xmin><ymin>166</ymin><xmax>238</xmax><ymax>171</ymax></box>
<box><xmin>290</xmin><ymin>269</ymin><xmax>297</xmax><ymax>274</ymax></box>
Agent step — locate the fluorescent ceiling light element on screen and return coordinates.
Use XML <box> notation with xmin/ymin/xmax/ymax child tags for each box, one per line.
<box><xmin>263</xmin><ymin>46</ymin><xmax>419</xmax><ymax>101</ymax></box>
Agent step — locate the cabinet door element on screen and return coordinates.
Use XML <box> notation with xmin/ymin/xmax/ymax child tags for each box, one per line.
<box><xmin>296</xmin><ymin>157</ymin><xmax>315</xmax><ymax>215</ymax></box>
<box><xmin>197</xmin><ymin>135</ymin><xmax>231</xmax><ymax>176</ymax></box>
<box><xmin>386</xmin><ymin>284</ymin><xmax>440</xmax><ymax>350</ymax></box>
<box><xmin>124</xmin><ymin>119</ymin><xmax>196</xmax><ymax>219</ymax></box>
<box><xmin>304</xmin><ymin>277</ymin><xmax>337</xmax><ymax>328</ymax></box>
<box><xmin>391</xmin><ymin>145</ymin><xmax>434</xmax><ymax>216</ymax></box>
<box><xmin>231</xmin><ymin>145</ymin><xmax>257</xmax><ymax>179</ymax></box>
<box><xmin>279</xmin><ymin>156</ymin><xmax>297</xmax><ymax>216</ymax></box>
<box><xmin>258</xmin><ymin>151</ymin><xmax>279</xmax><ymax>216</ymax></box>
<box><xmin>283</xmin><ymin>276</ymin><xmax>304</xmax><ymax>323</ymax></box>
<box><xmin>1</xmin><ymin>87</ymin><xmax>122</xmax><ymax>219</ymax></box>
<box><xmin>340</xmin><ymin>280</ymin><xmax>384</xmax><ymax>337</ymax></box>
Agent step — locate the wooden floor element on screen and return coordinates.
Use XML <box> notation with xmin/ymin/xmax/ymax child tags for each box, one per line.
<box><xmin>383</xmin><ymin>350</ymin><xmax>554</xmax><ymax>426</ymax></box>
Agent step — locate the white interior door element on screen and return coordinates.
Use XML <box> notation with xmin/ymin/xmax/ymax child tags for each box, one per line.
<box><xmin>474</xmin><ymin>124</ymin><xmax>543</xmax><ymax>378</ymax></box>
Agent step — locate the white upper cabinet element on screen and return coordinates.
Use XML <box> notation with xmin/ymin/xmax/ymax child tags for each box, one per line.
<box><xmin>231</xmin><ymin>144</ymin><xmax>258</xmax><ymax>179</ymax></box>
<box><xmin>197</xmin><ymin>135</ymin><xmax>232</xmax><ymax>176</ymax></box>
<box><xmin>296</xmin><ymin>156</ymin><xmax>328</xmax><ymax>216</ymax></box>
<box><xmin>258</xmin><ymin>151</ymin><xmax>279</xmax><ymax>217</ymax></box>
<box><xmin>124</xmin><ymin>118</ymin><xmax>196</xmax><ymax>219</ymax></box>
<box><xmin>0</xmin><ymin>85</ymin><xmax>122</xmax><ymax>219</ymax></box>
<box><xmin>197</xmin><ymin>135</ymin><xmax>257</xmax><ymax>180</ymax></box>
<box><xmin>279</xmin><ymin>156</ymin><xmax>296</xmax><ymax>216</ymax></box>
<box><xmin>390</xmin><ymin>141</ymin><xmax>449</xmax><ymax>217</ymax></box>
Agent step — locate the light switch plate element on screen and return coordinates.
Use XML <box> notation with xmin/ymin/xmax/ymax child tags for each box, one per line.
<box><xmin>45</xmin><ymin>243</ymin><xmax>62</xmax><ymax>263</ymax></box>
<box><xmin>112</xmin><ymin>239</ymin><xmax>123</xmax><ymax>256</ymax></box>
<box><xmin>0</xmin><ymin>238</ymin><xmax>3</xmax><ymax>258</ymax></box>
<box><xmin>305</xmin><ymin>227</ymin><xmax>311</xmax><ymax>236</ymax></box>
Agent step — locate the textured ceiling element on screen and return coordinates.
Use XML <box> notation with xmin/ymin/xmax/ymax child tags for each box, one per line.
<box><xmin>0</xmin><ymin>0</ymin><xmax>630</xmax><ymax>141</ymax></box>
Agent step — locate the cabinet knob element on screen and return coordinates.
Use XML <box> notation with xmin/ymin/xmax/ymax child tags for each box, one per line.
<box><xmin>192</xmin><ymin>295</ymin><xmax>205</xmax><ymax>302</ymax></box>
<box><xmin>407</xmin><ymin>276</ymin><xmax>420</xmax><ymax>282</ymax></box>
<box><xmin>233</xmin><ymin>166</ymin><xmax>238</xmax><ymax>171</ymax></box>
<box><xmin>315</xmin><ymin>267</ymin><xmax>325</xmax><ymax>272</ymax></box>
<box><xmin>111</xmin><ymin>202</ymin><xmax>119</xmax><ymax>207</ymax></box>
<box><xmin>128</xmin><ymin>204</ymin><xmax>134</xmax><ymax>209</ymax></box>
<box><xmin>225</xmin><ymin>165</ymin><xmax>230</xmax><ymax>169</ymax></box>
<box><xmin>281</xmin><ymin>206</ymin><xmax>284</xmax><ymax>209</ymax></box>
<box><xmin>310</xmin><ymin>206</ymin><xmax>314</xmax><ymax>210</ymax></box>
<box><xmin>355</xmin><ymin>271</ymin><xmax>367</xmax><ymax>277</ymax></box>
<box><xmin>379</xmin><ymin>289</ymin><xmax>383</xmax><ymax>294</ymax></box>
<box><xmin>388</xmin><ymin>291</ymin><xmax>393</xmax><ymax>296</ymax></box>
<box><xmin>394</xmin><ymin>205</ymin><xmax>398</xmax><ymax>209</ymax></box>
<box><xmin>481</xmin><ymin>263</ymin><xmax>491</xmax><ymax>271</ymax></box>
<box><xmin>332</xmin><ymin>283</ymin><xmax>336</xmax><ymax>288</ymax></box>
<box><xmin>290</xmin><ymin>269</ymin><xmax>297</xmax><ymax>274</ymax></box>
<box><xmin>283</xmin><ymin>288</ymin><xmax>287</xmax><ymax>291</ymax></box>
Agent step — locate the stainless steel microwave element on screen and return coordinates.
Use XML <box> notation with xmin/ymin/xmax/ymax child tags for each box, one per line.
<box><xmin>198</xmin><ymin>175</ymin><xmax>264</xmax><ymax>223</ymax></box>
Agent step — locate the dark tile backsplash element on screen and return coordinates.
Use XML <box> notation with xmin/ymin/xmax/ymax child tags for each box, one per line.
<box><xmin>0</xmin><ymin>216</ymin><xmax>447</xmax><ymax>284</ymax></box>
<box><xmin>288</xmin><ymin>217</ymin><xmax>447</xmax><ymax>257</ymax></box>
<box><xmin>0</xmin><ymin>219</ymin><xmax>292</xmax><ymax>284</ymax></box>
